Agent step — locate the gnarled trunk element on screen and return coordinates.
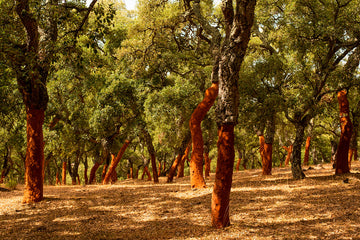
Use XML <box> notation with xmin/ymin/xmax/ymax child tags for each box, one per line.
<box><xmin>23</xmin><ymin>109</ymin><xmax>45</xmax><ymax>203</ymax></box>
<box><xmin>189</xmin><ymin>83</ymin><xmax>218</xmax><ymax>188</ymax></box>
<box><xmin>335</xmin><ymin>90</ymin><xmax>352</xmax><ymax>174</ymax></box>
<box><xmin>103</xmin><ymin>140</ymin><xmax>131</xmax><ymax>184</ymax></box>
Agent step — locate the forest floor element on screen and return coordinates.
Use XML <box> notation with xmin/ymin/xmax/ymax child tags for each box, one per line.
<box><xmin>1</xmin><ymin>162</ymin><xmax>360</xmax><ymax>240</ymax></box>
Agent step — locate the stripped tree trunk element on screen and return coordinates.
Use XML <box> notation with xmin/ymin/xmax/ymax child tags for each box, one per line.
<box><xmin>303</xmin><ymin>136</ymin><xmax>311</xmax><ymax>166</ymax></box>
<box><xmin>103</xmin><ymin>140</ymin><xmax>131</xmax><ymax>184</ymax></box>
<box><xmin>283</xmin><ymin>145</ymin><xmax>293</xmax><ymax>167</ymax></box>
<box><xmin>335</xmin><ymin>90</ymin><xmax>353</xmax><ymax>174</ymax></box>
<box><xmin>189</xmin><ymin>83</ymin><xmax>218</xmax><ymax>188</ymax></box>
<box><xmin>211</xmin><ymin>0</ymin><xmax>256</xmax><ymax>228</ymax></box>
<box><xmin>177</xmin><ymin>140</ymin><xmax>191</xmax><ymax>178</ymax></box>
<box><xmin>62</xmin><ymin>161</ymin><xmax>67</xmax><ymax>185</ymax></box>
<box><xmin>89</xmin><ymin>162</ymin><xmax>100</xmax><ymax>184</ymax></box>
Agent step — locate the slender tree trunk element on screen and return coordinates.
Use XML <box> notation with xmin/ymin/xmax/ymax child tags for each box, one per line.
<box><xmin>89</xmin><ymin>162</ymin><xmax>100</xmax><ymax>184</ymax></box>
<box><xmin>335</xmin><ymin>90</ymin><xmax>353</xmax><ymax>174</ymax></box>
<box><xmin>349</xmin><ymin>115</ymin><xmax>358</xmax><ymax>169</ymax></box>
<box><xmin>167</xmin><ymin>133</ymin><xmax>191</xmax><ymax>182</ymax></box>
<box><xmin>158</xmin><ymin>161</ymin><xmax>162</xmax><ymax>177</ymax></box>
<box><xmin>23</xmin><ymin>109</ymin><xmax>45</xmax><ymax>203</ymax></box>
<box><xmin>291</xmin><ymin>124</ymin><xmax>306</xmax><ymax>179</ymax></box>
<box><xmin>303</xmin><ymin>136</ymin><xmax>311</xmax><ymax>166</ymax></box>
<box><xmin>0</xmin><ymin>146</ymin><xmax>11</xmax><ymax>184</ymax></box>
<box><xmin>235</xmin><ymin>158</ymin><xmax>241</xmax><ymax>171</ymax></box>
<box><xmin>204</xmin><ymin>152</ymin><xmax>211</xmax><ymax>178</ymax></box>
<box><xmin>190</xmin><ymin>83</ymin><xmax>218</xmax><ymax>188</ymax></box>
<box><xmin>56</xmin><ymin>171</ymin><xmax>61</xmax><ymax>185</ymax></box>
<box><xmin>142</xmin><ymin>129</ymin><xmax>159</xmax><ymax>183</ymax></box>
<box><xmin>177</xmin><ymin>140</ymin><xmax>191</xmax><ymax>178</ymax></box>
<box><xmin>103</xmin><ymin>140</ymin><xmax>131</xmax><ymax>184</ymax></box>
<box><xmin>62</xmin><ymin>160</ymin><xmax>66</xmax><ymax>185</ymax></box>
<box><xmin>101</xmin><ymin>164</ymin><xmax>109</xmax><ymax>181</ymax></box>
<box><xmin>142</xmin><ymin>166</ymin><xmax>152</xmax><ymax>181</ymax></box>
<box><xmin>84</xmin><ymin>155</ymin><xmax>88</xmax><ymax>185</ymax></box>
<box><xmin>211</xmin><ymin>124</ymin><xmax>235</xmax><ymax>228</ymax></box>
<box><xmin>283</xmin><ymin>145</ymin><xmax>293</xmax><ymax>167</ymax></box>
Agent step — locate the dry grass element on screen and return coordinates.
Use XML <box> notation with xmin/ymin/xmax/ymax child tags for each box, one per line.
<box><xmin>1</xmin><ymin>161</ymin><xmax>360</xmax><ymax>239</ymax></box>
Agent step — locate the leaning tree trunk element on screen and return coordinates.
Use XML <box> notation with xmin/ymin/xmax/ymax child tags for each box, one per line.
<box><xmin>177</xmin><ymin>140</ymin><xmax>191</xmax><ymax>178</ymax></box>
<box><xmin>291</xmin><ymin>123</ymin><xmax>306</xmax><ymax>179</ymax></box>
<box><xmin>303</xmin><ymin>136</ymin><xmax>311</xmax><ymax>166</ymax></box>
<box><xmin>189</xmin><ymin>82</ymin><xmax>218</xmax><ymax>188</ymax></box>
<box><xmin>142</xmin><ymin>129</ymin><xmax>159</xmax><ymax>183</ymax></box>
<box><xmin>103</xmin><ymin>140</ymin><xmax>131</xmax><ymax>184</ymax></box>
<box><xmin>335</xmin><ymin>90</ymin><xmax>353</xmax><ymax>174</ymax></box>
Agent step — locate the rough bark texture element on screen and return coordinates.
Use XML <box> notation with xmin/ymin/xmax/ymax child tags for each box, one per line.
<box><xmin>335</xmin><ymin>90</ymin><xmax>353</xmax><ymax>174</ymax></box>
<box><xmin>303</xmin><ymin>136</ymin><xmax>311</xmax><ymax>166</ymax></box>
<box><xmin>211</xmin><ymin>124</ymin><xmax>235</xmax><ymax>228</ymax></box>
<box><xmin>23</xmin><ymin>109</ymin><xmax>45</xmax><ymax>203</ymax></box>
<box><xmin>189</xmin><ymin>83</ymin><xmax>218</xmax><ymax>188</ymax></box>
<box><xmin>103</xmin><ymin>140</ymin><xmax>131</xmax><ymax>184</ymax></box>
<box><xmin>283</xmin><ymin>145</ymin><xmax>293</xmax><ymax>167</ymax></box>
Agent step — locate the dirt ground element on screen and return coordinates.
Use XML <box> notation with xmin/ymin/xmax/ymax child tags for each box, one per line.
<box><xmin>1</xmin><ymin>161</ymin><xmax>360</xmax><ymax>240</ymax></box>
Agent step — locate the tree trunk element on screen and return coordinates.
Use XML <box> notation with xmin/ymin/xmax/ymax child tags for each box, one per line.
<box><xmin>190</xmin><ymin>83</ymin><xmax>218</xmax><ymax>188</ymax></box>
<box><xmin>204</xmin><ymin>152</ymin><xmax>211</xmax><ymax>178</ymax></box>
<box><xmin>62</xmin><ymin>160</ymin><xmax>66</xmax><ymax>185</ymax></box>
<box><xmin>291</xmin><ymin>124</ymin><xmax>306</xmax><ymax>179</ymax></box>
<box><xmin>142</xmin><ymin>166</ymin><xmax>152</xmax><ymax>181</ymax></box>
<box><xmin>211</xmin><ymin>124</ymin><xmax>235</xmax><ymax>228</ymax></box>
<box><xmin>158</xmin><ymin>161</ymin><xmax>162</xmax><ymax>177</ymax></box>
<box><xmin>84</xmin><ymin>155</ymin><xmax>89</xmax><ymax>185</ymax></box>
<box><xmin>262</xmin><ymin>143</ymin><xmax>272</xmax><ymax>175</ymax></box>
<box><xmin>89</xmin><ymin>162</ymin><xmax>100</xmax><ymax>184</ymax></box>
<box><xmin>235</xmin><ymin>158</ymin><xmax>241</xmax><ymax>171</ymax></box>
<box><xmin>142</xmin><ymin>129</ymin><xmax>159</xmax><ymax>183</ymax></box>
<box><xmin>282</xmin><ymin>145</ymin><xmax>292</xmax><ymax>167</ymax></box>
<box><xmin>23</xmin><ymin>109</ymin><xmax>45</xmax><ymax>203</ymax></box>
<box><xmin>335</xmin><ymin>90</ymin><xmax>353</xmax><ymax>174</ymax></box>
<box><xmin>103</xmin><ymin>140</ymin><xmax>131</xmax><ymax>184</ymax></box>
<box><xmin>167</xmin><ymin>132</ymin><xmax>191</xmax><ymax>182</ymax></box>
<box><xmin>101</xmin><ymin>164</ymin><xmax>109</xmax><ymax>181</ymax></box>
<box><xmin>303</xmin><ymin>136</ymin><xmax>311</xmax><ymax>166</ymax></box>
<box><xmin>177</xmin><ymin>140</ymin><xmax>191</xmax><ymax>178</ymax></box>
<box><xmin>56</xmin><ymin>171</ymin><xmax>61</xmax><ymax>185</ymax></box>
<box><xmin>0</xmin><ymin>146</ymin><xmax>11</xmax><ymax>184</ymax></box>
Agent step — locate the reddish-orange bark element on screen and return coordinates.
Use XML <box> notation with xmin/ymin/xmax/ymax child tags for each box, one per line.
<box><xmin>101</xmin><ymin>164</ymin><xmax>108</xmax><ymax>181</ymax></box>
<box><xmin>111</xmin><ymin>170</ymin><xmax>117</xmax><ymax>184</ymax></box>
<box><xmin>283</xmin><ymin>145</ymin><xmax>293</xmax><ymax>166</ymax></box>
<box><xmin>259</xmin><ymin>135</ymin><xmax>272</xmax><ymax>175</ymax></box>
<box><xmin>167</xmin><ymin>154</ymin><xmax>182</xmax><ymax>183</ymax></box>
<box><xmin>89</xmin><ymin>162</ymin><xmax>100</xmax><ymax>184</ymax></box>
<box><xmin>56</xmin><ymin>171</ymin><xmax>61</xmax><ymax>185</ymax></box>
<box><xmin>235</xmin><ymin>158</ymin><xmax>241</xmax><ymax>171</ymax></box>
<box><xmin>158</xmin><ymin>161</ymin><xmax>162</xmax><ymax>177</ymax></box>
<box><xmin>141</xmin><ymin>166</ymin><xmax>152</xmax><ymax>181</ymax></box>
<box><xmin>211</xmin><ymin>124</ymin><xmax>235</xmax><ymax>228</ymax></box>
<box><xmin>190</xmin><ymin>83</ymin><xmax>218</xmax><ymax>188</ymax></box>
<box><xmin>204</xmin><ymin>152</ymin><xmax>211</xmax><ymax>178</ymax></box>
<box><xmin>348</xmin><ymin>149</ymin><xmax>354</xmax><ymax>170</ymax></box>
<box><xmin>103</xmin><ymin>140</ymin><xmax>131</xmax><ymax>184</ymax></box>
<box><xmin>177</xmin><ymin>141</ymin><xmax>191</xmax><ymax>178</ymax></box>
<box><xmin>23</xmin><ymin>109</ymin><xmax>45</xmax><ymax>203</ymax></box>
<box><xmin>303</xmin><ymin>136</ymin><xmax>311</xmax><ymax>166</ymax></box>
<box><xmin>336</xmin><ymin>90</ymin><xmax>353</xmax><ymax>174</ymax></box>
<box><xmin>62</xmin><ymin>161</ymin><xmax>66</xmax><ymax>185</ymax></box>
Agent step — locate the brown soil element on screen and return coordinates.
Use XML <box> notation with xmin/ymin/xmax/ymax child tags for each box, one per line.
<box><xmin>1</xmin><ymin>162</ymin><xmax>360</xmax><ymax>239</ymax></box>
